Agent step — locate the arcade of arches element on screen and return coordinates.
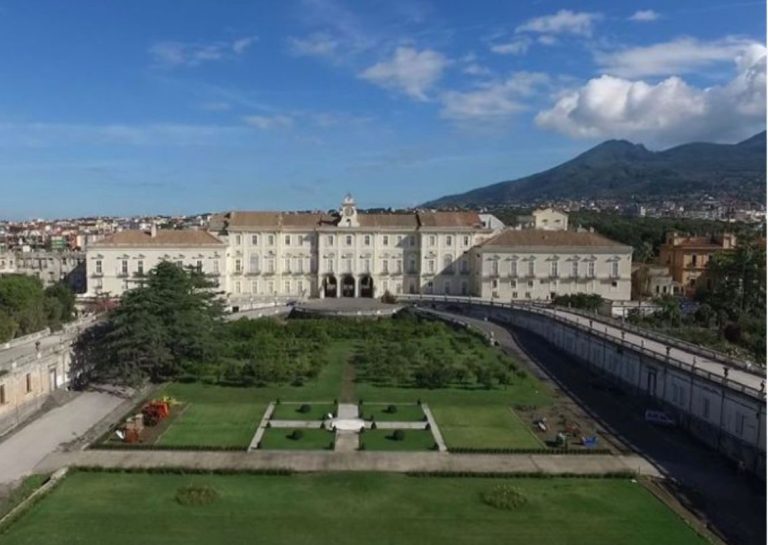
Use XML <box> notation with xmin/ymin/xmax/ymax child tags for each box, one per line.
<box><xmin>322</xmin><ymin>274</ymin><xmax>375</xmax><ymax>298</ymax></box>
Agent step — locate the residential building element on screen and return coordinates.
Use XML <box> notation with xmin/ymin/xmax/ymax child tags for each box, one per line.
<box><xmin>631</xmin><ymin>263</ymin><xmax>681</xmax><ymax>299</ymax></box>
<box><xmin>658</xmin><ymin>232</ymin><xmax>736</xmax><ymax>296</ymax></box>
<box><xmin>86</xmin><ymin>227</ymin><xmax>226</xmax><ymax>296</ymax></box>
<box><xmin>472</xmin><ymin>229</ymin><xmax>632</xmax><ymax>301</ymax></box>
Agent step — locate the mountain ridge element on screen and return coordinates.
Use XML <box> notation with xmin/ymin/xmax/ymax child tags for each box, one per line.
<box><xmin>423</xmin><ymin>132</ymin><xmax>766</xmax><ymax>208</ymax></box>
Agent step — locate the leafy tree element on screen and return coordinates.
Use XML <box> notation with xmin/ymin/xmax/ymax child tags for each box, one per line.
<box><xmin>74</xmin><ymin>262</ymin><xmax>224</xmax><ymax>385</ymax></box>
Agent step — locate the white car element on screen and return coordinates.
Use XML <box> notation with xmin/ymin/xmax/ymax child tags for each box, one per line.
<box><xmin>644</xmin><ymin>409</ymin><xmax>675</xmax><ymax>427</ymax></box>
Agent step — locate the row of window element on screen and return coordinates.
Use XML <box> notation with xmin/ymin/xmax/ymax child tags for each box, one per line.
<box><xmin>93</xmin><ymin>259</ymin><xmax>220</xmax><ymax>276</ymax></box>
<box><xmin>233</xmin><ymin>233</ymin><xmax>474</xmax><ymax>248</ymax></box>
<box><xmin>488</xmin><ymin>260</ymin><xmax>619</xmax><ymax>279</ymax></box>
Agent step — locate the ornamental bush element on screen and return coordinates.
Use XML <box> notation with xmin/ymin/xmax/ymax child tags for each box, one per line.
<box><xmin>175</xmin><ymin>485</ymin><xmax>219</xmax><ymax>506</ymax></box>
<box><xmin>481</xmin><ymin>485</ymin><xmax>527</xmax><ymax>511</ymax></box>
<box><xmin>391</xmin><ymin>429</ymin><xmax>405</xmax><ymax>441</ymax></box>
<box><xmin>288</xmin><ymin>429</ymin><xmax>304</xmax><ymax>440</ymax></box>
<box><xmin>385</xmin><ymin>404</ymin><xmax>398</xmax><ymax>414</ymax></box>
<box><xmin>298</xmin><ymin>404</ymin><xmax>312</xmax><ymax>414</ymax></box>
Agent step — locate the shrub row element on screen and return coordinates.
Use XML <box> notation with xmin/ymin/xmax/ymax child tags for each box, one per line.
<box><xmin>90</xmin><ymin>443</ymin><xmax>246</xmax><ymax>452</ymax></box>
<box><xmin>72</xmin><ymin>466</ymin><xmax>293</xmax><ymax>476</ymax></box>
<box><xmin>407</xmin><ymin>470</ymin><xmax>636</xmax><ymax>479</ymax></box>
<box><xmin>448</xmin><ymin>447</ymin><xmax>612</xmax><ymax>455</ymax></box>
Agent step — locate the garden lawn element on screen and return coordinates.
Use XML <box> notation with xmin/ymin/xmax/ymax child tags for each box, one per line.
<box><xmin>431</xmin><ymin>405</ymin><xmax>543</xmax><ymax>449</ymax></box>
<box><xmin>359</xmin><ymin>403</ymin><xmax>425</xmax><ymax>422</ymax></box>
<box><xmin>361</xmin><ymin>429</ymin><xmax>436</xmax><ymax>451</ymax></box>
<box><xmin>355</xmin><ymin>380</ymin><xmax>551</xmax><ymax>449</ymax></box>
<box><xmin>0</xmin><ymin>472</ymin><xmax>708</xmax><ymax>545</ymax></box>
<box><xmin>258</xmin><ymin>428</ymin><xmax>335</xmax><ymax>450</ymax></box>
<box><xmin>150</xmin><ymin>341</ymin><xmax>353</xmax><ymax>448</ymax></box>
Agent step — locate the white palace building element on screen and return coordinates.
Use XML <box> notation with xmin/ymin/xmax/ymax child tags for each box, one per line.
<box><xmin>85</xmin><ymin>196</ymin><xmax>632</xmax><ymax>304</ymax></box>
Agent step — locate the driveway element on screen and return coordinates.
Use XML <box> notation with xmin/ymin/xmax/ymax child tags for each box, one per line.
<box><xmin>0</xmin><ymin>391</ymin><xmax>124</xmax><ymax>487</ymax></box>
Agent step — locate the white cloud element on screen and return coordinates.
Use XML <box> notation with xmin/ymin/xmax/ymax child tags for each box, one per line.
<box><xmin>287</xmin><ymin>33</ymin><xmax>339</xmax><ymax>57</ymax></box>
<box><xmin>536</xmin><ymin>46</ymin><xmax>767</xmax><ymax>144</ymax></box>
<box><xmin>463</xmin><ymin>63</ymin><xmax>492</xmax><ymax>76</ymax></box>
<box><xmin>149</xmin><ymin>36</ymin><xmax>256</xmax><ymax>67</ymax></box>
<box><xmin>628</xmin><ymin>10</ymin><xmax>660</xmax><ymax>22</ymax></box>
<box><xmin>232</xmin><ymin>37</ymin><xmax>257</xmax><ymax>54</ymax></box>
<box><xmin>516</xmin><ymin>10</ymin><xmax>602</xmax><ymax>37</ymax></box>
<box><xmin>243</xmin><ymin>114</ymin><xmax>294</xmax><ymax>130</ymax></box>
<box><xmin>538</xmin><ymin>35</ymin><xmax>558</xmax><ymax>46</ymax></box>
<box><xmin>359</xmin><ymin>47</ymin><xmax>449</xmax><ymax>100</ymax></box>
<box><xmin>490</xmin><ymin>38</ymin><xmax>531</xmax><ymax>55</ymax></box>
<box><xmin>596</xmin><ymin>37</ymin><xmax>762</xmax><ymax>78</ymax></box>
<box><xmin>440</xmin><ymin>72</ymin><xmax>549</xmax><ymax>121</ymax></box>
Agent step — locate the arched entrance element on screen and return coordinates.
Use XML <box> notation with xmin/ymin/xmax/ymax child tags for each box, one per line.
<box><xmin>341</xmin><ymin>274</ymin><xmax>355</xmax><ymax>297</ymax></box>
<box><xmin>323</xmin><ymin>275</ymin><xmax>337</xmax><ymax>298</ymax></box>
<box><xmin>359</xmin><ymin>275</ymin><xmax>374</xmax><ymax>298</ymax></box>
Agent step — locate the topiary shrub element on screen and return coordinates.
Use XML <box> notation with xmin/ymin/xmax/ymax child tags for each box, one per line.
<box><xmin>385</xmin><ymin>404</ymin><xmax>398</xmax><ymax>414</ymax></box>
<box><xmin>481</xmin><ymin>485</ymin><xmax>527</xmax><ymax>511</ymax></box>
<box><xmin>175</xmin><ymin>485</ymin><xmax>219</xmax><ymax>506</ymax></box>
<box><xmin>371</xmin><ymin>421</ymin><xmax>377</xmax><ymax>430</ymax></box>
<box><xmin>298</xmin><ymin>404</ymin><xmax>312</xmax><ymax>414</ymax></box>
<box><xmin>425</xmin><ymin>423</ymin><xmax>431</xmax><ymax>431</ymax></box>
<box><xmin>391</xmin><ymin>429</ymin><xmax>405</xmax><ymax>441</ymax></box>
<box><xmin>288</xmin><ymin>429</ymin><xmax>304</xmax><ymax>440</ymax></box>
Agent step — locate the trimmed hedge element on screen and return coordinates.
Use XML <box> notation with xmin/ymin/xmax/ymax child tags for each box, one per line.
<box><xmin>407</xmin><ymin>470</ymin><xmax>636</xmax><ymax>479</ymax></box>
<box><xmin>71</xmin><ymin>466</ymin><xmax>293</xmax><ymax>476</ymax></box>
<box><xmin>90</xmin><ymin>443</ymin><xmax>247</xmax><ymax>452</ymax></box>
<box><xmin>448</xmin><ymin>447</ymin><xmax>612</xmax><ymax>455</ymax></box>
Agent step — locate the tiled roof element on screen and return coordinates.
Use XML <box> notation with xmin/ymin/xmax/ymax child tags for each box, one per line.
<box><xmin>90</xmin><ymin>230</ymin><xmax>225</xmax><ymax>247</ymax></box>
<box><xmin>221</xmin><ymin>210</ymin><xmax>489</xmax><ymax>230</ymax></box>
<box><xmin>479</xmin><ymin>229</ymin><xmax>630</xmax><ymax>250</ymax></box>
<box><xmin>358</xmin><ymin>213</ymin><xmax>419</xmax><ymax>228</ymax></box>
<box><xmin>417</xmin><ymin>211</ymin><xmax>483</xmax><ymax>228</ymax></box>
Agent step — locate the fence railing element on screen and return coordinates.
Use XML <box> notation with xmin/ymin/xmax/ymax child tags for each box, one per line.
<box><xmin>400</xmin><ymin>294</ymin><xmax>765</xmax><ymax>401</ymax></box>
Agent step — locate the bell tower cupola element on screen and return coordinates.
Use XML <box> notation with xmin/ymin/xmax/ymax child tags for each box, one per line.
<box><xmin>339</xmin><ymin>193</ymin><xmax>359</xmax><ymax>227</ymax></box>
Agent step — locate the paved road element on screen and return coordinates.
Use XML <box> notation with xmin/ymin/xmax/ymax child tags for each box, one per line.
<box><xmin>0</xmin><ymin>391</ymin><xmax>125</xmax><ymax>486</ymax></box>
<box><xmin>547</xmin><ymin>306</ymin><xmax>765</xmax><ymax>392</ymax></box>
<box><xmin>35</xmin><ymin>449</ymin><xmax>657</xmax><ymax>475</ymax></box>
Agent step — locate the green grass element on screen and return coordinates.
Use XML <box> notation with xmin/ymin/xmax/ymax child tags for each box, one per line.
<box><xmin>360</xmin><ymin>403</ymin><xmax>425</xmax><ymax>422</ymax></box>
<box><xmin>133</xmin><ymin>320</ymin><xmax>554</xmax><ymax>450</ymax></box>
<box><xmin>0</xmin><ymin>474</ymin><xmax>49</xmax><ymax>520</ymax></box>
<box><xmin>430</xmin><ymin>405</ymin><xmax>543</xmax><ymax>449</ymax></box>
<box><xmin>152</xmin><ymin>342</ymin><xmax>353</xmax><ymax>448</ymax></box>
<box><xmin>361</xmin><ymin>429</ymin><xmax>436</xmax><ymax>451</ymax></box>
<box><xmin>0</xmin><ymin>472</ymin><xmax>708</xmax><ymax>545</ymax></box>
<box><xmin>258</xmin><ymin>428</ymin><xmax>335</xmax><ymax>450</ymax></box>
<box><xmin>271</xmin><ymin>403</ymin><xmax>336</xmax><ymax>421</ymax></box>
<box><xmin>356</xmin><ymin>380</ymin><xmax>551</xmax><ymax>449</ymax></box>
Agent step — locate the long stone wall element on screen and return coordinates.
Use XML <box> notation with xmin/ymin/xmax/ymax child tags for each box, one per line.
<box><xmin>405</xmin><ymin>295</ymin><xmax>766</xmax><ymax>477</ymax></box>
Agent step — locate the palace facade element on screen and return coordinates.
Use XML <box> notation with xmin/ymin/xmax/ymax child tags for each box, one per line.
<box><xmin>85</xmin><ymin>196</ymin><xmax>633</xmax><ymax>303</ymax></box>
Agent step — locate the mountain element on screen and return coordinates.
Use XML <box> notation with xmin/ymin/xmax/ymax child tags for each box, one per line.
<box><xmin>423</xmin><ymin>132</ymin><xmax>766</xmax><ymax>207</ymax></box>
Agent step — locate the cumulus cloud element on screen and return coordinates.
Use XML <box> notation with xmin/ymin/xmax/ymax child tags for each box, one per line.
<box><xmin>149</xmin><ymin>36</ymin><xmax>256</xmax><ymax>67</ymax></box>
<box><xmin>243</xmin><ymin>114</ymin><xmax>294</xmax><ymax>130</ymax></box>
<box><xmin>516</xmin><ymin>10</ymin><xmax>602</xmax><ymax>37</ymax></box>
<box><xmin>628</xmin><ymin>10</ymin><xmax>660</xmax><ymax>22</ymax></box>
<box><xmin>536</xmin><ymin>46</ymin><xmax>766</xmax><ymax>144</ymax></box>
<box><xmin>490</xmin><ymin>38</ymin><xmax>530</xmax><ymax>55</ymax></box>
<box><xmin>359</xmin><ymin>47</ymin><xmax>449</xmax><ymax>100</ymax></box>
<box><xmin>440</xmin><ymin>72</ymin><xmax>549</xmax><ymax>121</ymax></box>
<box><xmin>287</xmin><ymin>33</ymin><xmax>340</xmax><ymax>57</ymax></box>
<box><xmin>596</xmin><ymin>37</ymin><xmax>762</xmax><ymax>78</ymax></box>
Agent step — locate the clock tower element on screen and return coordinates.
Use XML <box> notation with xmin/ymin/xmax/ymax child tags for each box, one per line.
<box><xmin>339</xmin><ymin>194</ymin><xmax>359</xmax><ymax>227</ymax></box>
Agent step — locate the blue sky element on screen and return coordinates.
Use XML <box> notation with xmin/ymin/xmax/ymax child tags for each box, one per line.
<box><xmin>0</xmin><ymin>0</ymin><xmax>765</xmax><ymax>219</ymax></box>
